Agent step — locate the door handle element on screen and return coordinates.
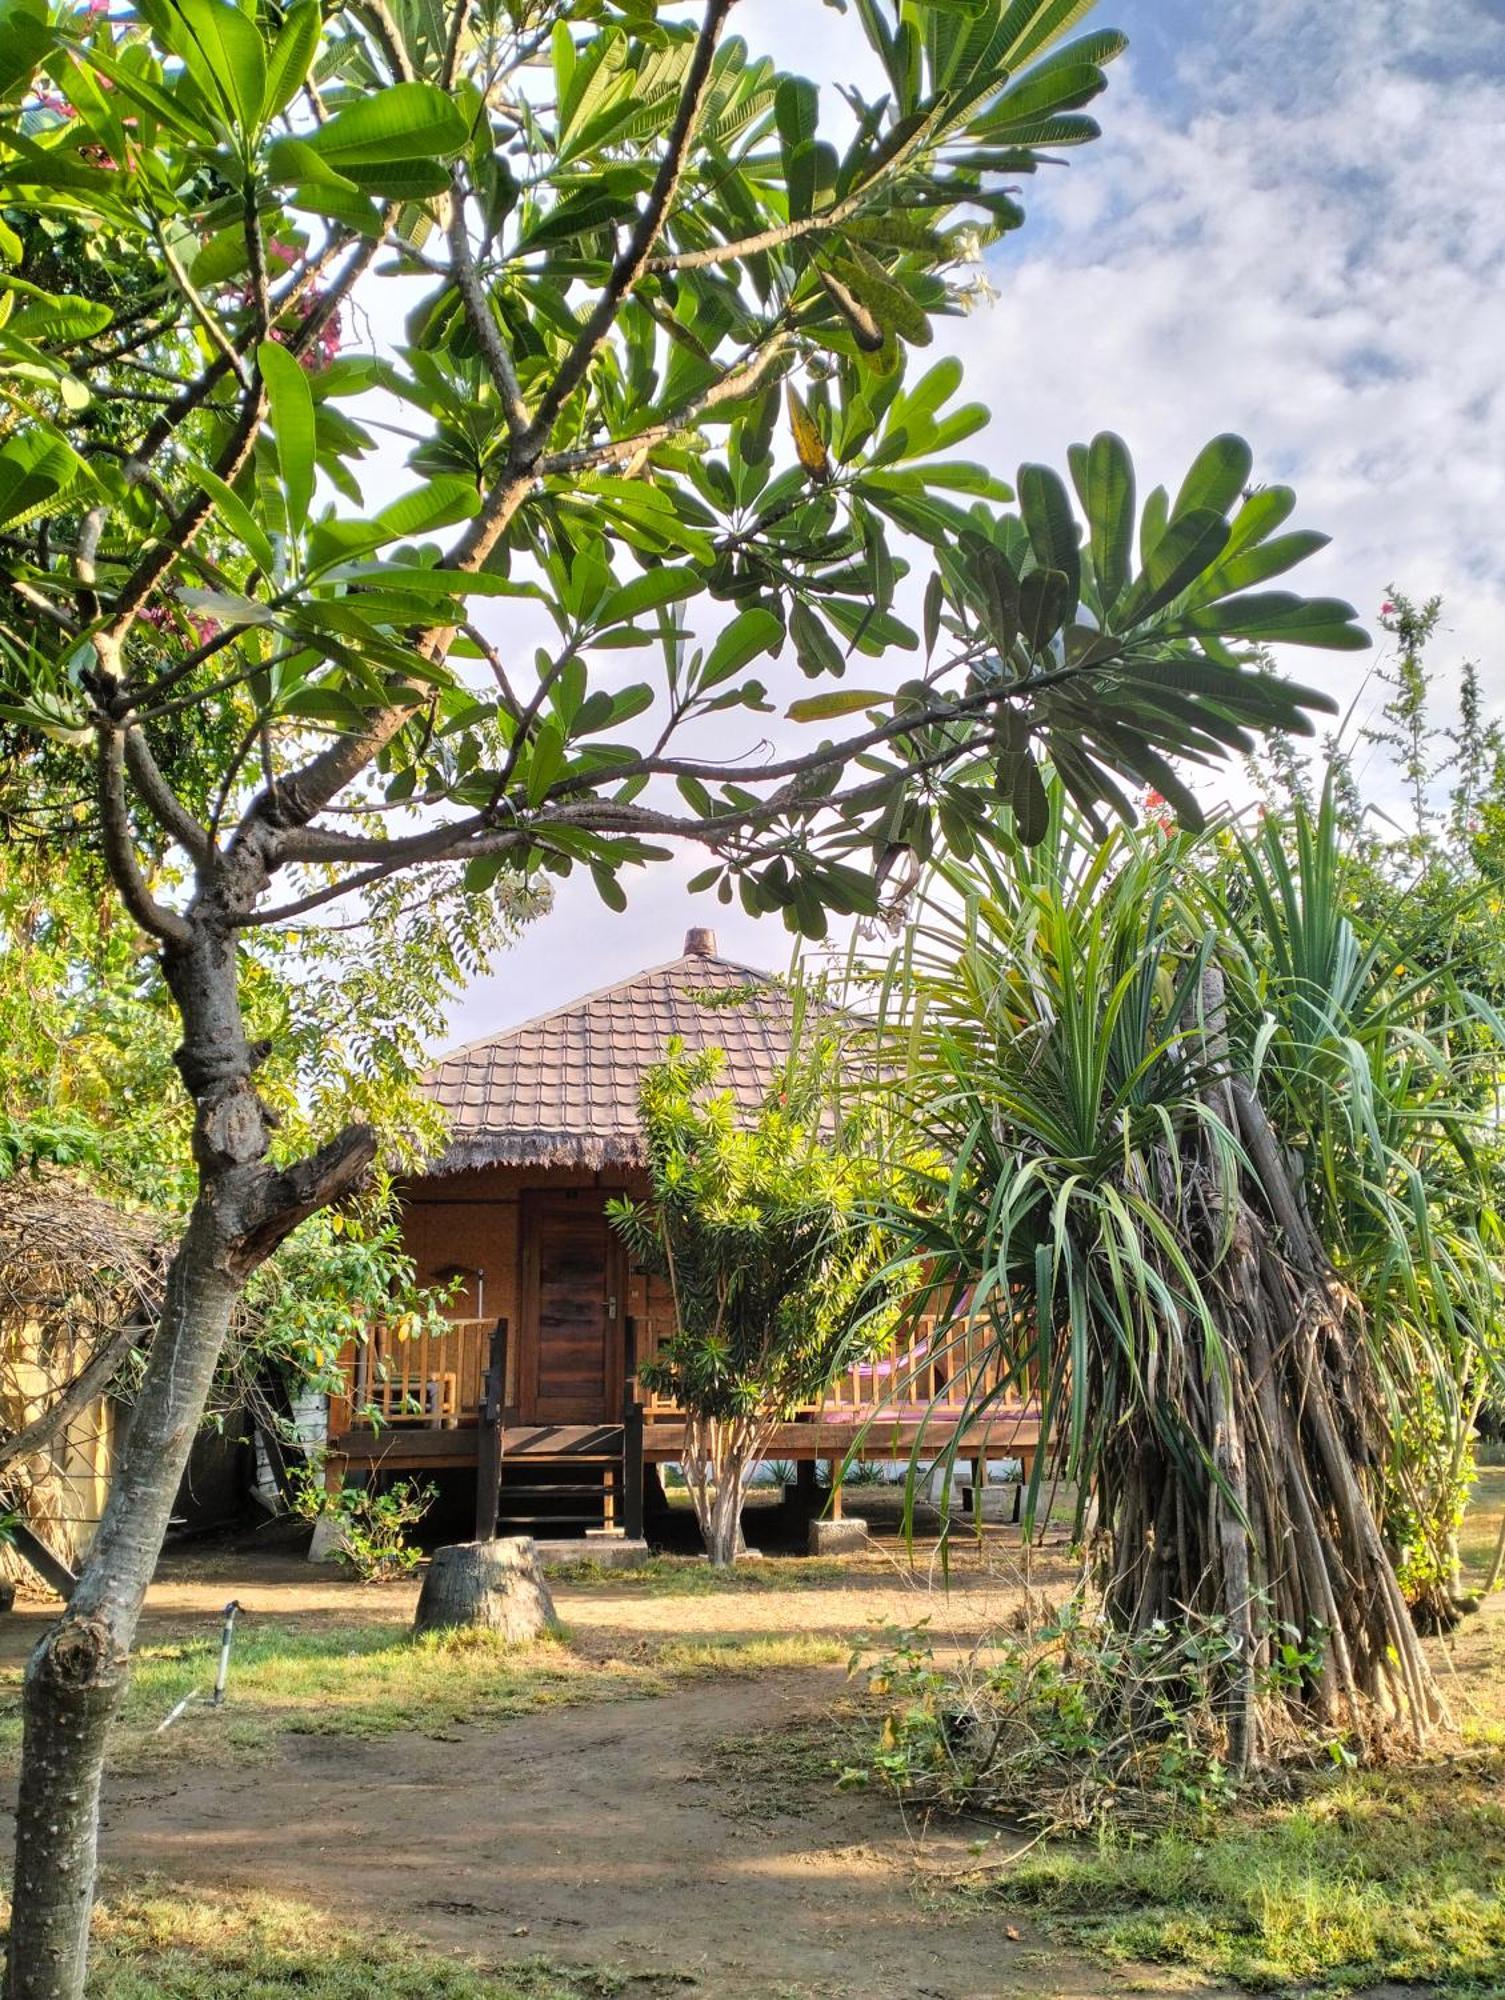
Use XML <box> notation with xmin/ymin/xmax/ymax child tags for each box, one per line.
<box><xmin>607</xmin><ymin>1295</ymin><xmax>618</xmax><ymax>1321</ymax></box>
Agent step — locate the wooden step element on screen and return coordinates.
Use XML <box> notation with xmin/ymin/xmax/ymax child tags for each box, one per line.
<box><xmin>501</xmin><ymin>1423</ymin><xmax>624</xmax><ymax>1457</ymax></box>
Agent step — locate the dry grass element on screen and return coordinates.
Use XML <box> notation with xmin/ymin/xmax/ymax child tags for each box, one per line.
<box><xmin>936</xmin><ymin>1469</ymin><xmax>1505</xmax><ymax>1997</ymax></box>
<box><xmin>0</xmin><ymin>1882</ymin><xmax>645</xmax><ymax>1998</ymax></box>
<box><xmin>0</xmin><ymin>1617</ymin><xmax>845</xmax><ymax>1773</ymax></box>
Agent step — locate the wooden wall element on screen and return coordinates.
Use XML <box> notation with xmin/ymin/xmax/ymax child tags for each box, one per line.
<box><xmin>398</xmin><ymin>1162</ymin><xmax>670</xmax><ymax>1406</ymax></box>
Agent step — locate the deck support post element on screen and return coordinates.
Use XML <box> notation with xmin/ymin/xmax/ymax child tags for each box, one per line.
<box><xmin>622</xmin><ymin>1394</ymin><xmax>645</xmax><ymax>1542</ymax></box>
<box><xmin>474</xmin><ymin>1317</ymin><xmax>508</xmax><ymax>1543</ymax></box>
<box><xmin>827</xmin><ymin>1459</ymin><xmax>843</xmax><ymax>1520</ymax></box>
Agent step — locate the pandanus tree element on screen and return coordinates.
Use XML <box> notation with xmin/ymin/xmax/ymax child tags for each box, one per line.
<box><xmin>867</xmin><ymin>790</ymin><xmax>1501</xmax><ymax>1772</ymax></box>
<box><xmin>0</xmin><ymin>0</ymin><xmax>1369</xmax><ymax>1990</ymax></box>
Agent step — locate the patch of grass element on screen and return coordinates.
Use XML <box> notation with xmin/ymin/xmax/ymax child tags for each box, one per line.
<box><xmin>969</xmin><ymin>1756</ymin><xmax>1505</xmax><ymax>1996</ymax></box>
<box><xmin>543</xmin><ymin>1555</ymin><xmax>856</xmax><ymax>1593</ymax></box>
<box><xmin>657</xmin><ymin>1632</ymin><xmax>845</xmax><ymax>1676</ymax></box>
<box><xmin>0</xmin><ymin>1613</ymin><xmax>847</xmax><ymax>1773</ymax></box>
<box><xmin>1458</xmin><ymin>1464</ymin><xmax>1505</xmax><ymax>1590</ymax></box>
<box><xmin>0</xmin><ymin>1623</ymin><xmax>659</xmax><ymax>1770</ymax></box>
<box><xmin>2</xmin><ymin>1882</ymin><xmax>635</xmax><ymax>1998</ymax></box>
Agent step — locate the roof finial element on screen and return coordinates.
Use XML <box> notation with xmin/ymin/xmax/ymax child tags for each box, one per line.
<box><xmin>683</xmin><ymin>926</ymin><xmax>717</xmax><ymax>957</ymax></box>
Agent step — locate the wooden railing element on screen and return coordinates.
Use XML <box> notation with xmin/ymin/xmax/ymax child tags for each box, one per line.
<box><xmin>331</xmin><ymin>1311</ymin><xmax>1031</xmax><ymax>1432</ymax></box>
<box><xmin>330</xmin><ymin>1317</ymin><xmax>493</xmax><ymax>1433</ymax></box>
<box><xmin>631</xmin><ymin>1312</ymin><xmax>1028</xmax><ymax>1423</ymax></box>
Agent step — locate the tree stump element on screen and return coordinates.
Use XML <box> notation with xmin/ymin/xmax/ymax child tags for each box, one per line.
<box><xmin>413</xmin><ymin>1537</ymin><xmax>559</xmax><ymax>1642</ymax></box>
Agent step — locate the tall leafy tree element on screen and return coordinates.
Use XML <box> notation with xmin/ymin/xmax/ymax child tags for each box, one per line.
<box><xmin>610</xmin><ymin>1035</ymin><xmax>896</xmax><ymax>1566</ymax></box>
<box><xmin>0</xmin><ymin>2</ymin><xmax>1367</xmax><ymax>1991</ymax></box>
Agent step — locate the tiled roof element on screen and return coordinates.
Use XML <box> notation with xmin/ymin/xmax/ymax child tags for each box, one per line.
<box><xmin>423</xmin><ymin>931</ymin><xmax>795</xmax><ymax>1171</ymax></box>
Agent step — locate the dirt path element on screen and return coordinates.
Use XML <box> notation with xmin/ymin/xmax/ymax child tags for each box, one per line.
<box><xmin>0</xmin><ymin>1542</ymin><xmax>1249</xmax><ymax>1999</ymax></box>
<box><xmin>78</xmin><ymin>1668</ymin><xmax>1204</xmax><ymax>2000</ymax></box>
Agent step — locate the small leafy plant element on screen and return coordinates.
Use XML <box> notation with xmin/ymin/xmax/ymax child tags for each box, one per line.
<box><xmin>842</xmin><ymin>1600</ymin><xmax>1330</xmax><ymax>1835</ymax></box>
<box><xmin>292</xmin><ymin>1463</ymin><xmax>434</xmax><ymax>1582</ymax></box>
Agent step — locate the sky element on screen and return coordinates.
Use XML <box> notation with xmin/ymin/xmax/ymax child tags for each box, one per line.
<box><xmin>441</xmin><ymin>0</ymin><xmax>1505</xmax><ymax>1046</ymax></box>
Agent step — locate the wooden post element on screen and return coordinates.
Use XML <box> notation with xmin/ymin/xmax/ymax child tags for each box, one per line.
<box><xmin>7</xmin><ymin>1523</ymin><xmax>77</xmax><ymax>1602</ymax></box>
<box><xmin>623</xmin><ymin>1393</ymin><xmax>645</xmax><ymax>1542</ymax></box>
<box><xmin>474</xmin><ymin>1317</ymin><xmax>508</xmax><ymax>1543</ymax></box>
<box><xmin>828</xmin><ymin>1458</ymin><xmax>843</xmax><ymax>1520</ymax></box>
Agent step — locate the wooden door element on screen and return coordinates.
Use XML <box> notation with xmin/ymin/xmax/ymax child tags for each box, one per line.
<box><xmin>518</xmin><ymin>1192</ymin><xmax>623</xmax><ymax>1424</ymax></box>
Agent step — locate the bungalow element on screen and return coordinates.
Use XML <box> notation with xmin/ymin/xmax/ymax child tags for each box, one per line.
<box><xmin>326</xmin><ymin>927</ymin><xmax>1041</xmax><ymax>1544</ymax></box>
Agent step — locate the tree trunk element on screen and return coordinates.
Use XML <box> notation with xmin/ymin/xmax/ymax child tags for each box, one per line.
<box><xmin>413</xmin><ymin>1538</ymin><xmax>559</xmax><ymax>1641</ymax></box>
<box><xmin>682</xmin><ymin>1413</ymin><xmax>766</xmax><ymax>1567</ymax></box>
<box><xmin>5</xmin><ymin>922</ymin><xmax>373</xmax><ymax>2000</ymax></box>
<box><xmin>6</xmin><ymin>1206</ymin><xmax>239</xmax><ymax>2000</ymax></box>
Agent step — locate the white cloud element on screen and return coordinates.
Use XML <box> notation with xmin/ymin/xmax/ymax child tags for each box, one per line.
<box><xmin>446</xmin><ymin>0</ymin><xmax>1505</xmax><ymax>1041</ymax></box>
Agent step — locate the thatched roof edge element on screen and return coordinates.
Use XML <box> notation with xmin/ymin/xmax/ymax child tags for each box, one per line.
<box><xmin>430</xmin><ymin>1130</ymin><xmax>648</xmax><ymax>1175</ymax></box>
<box><xmin>0</xmin><ymin>1169</ymin><xmax>166</xmax><ymax>1321</ymax></box>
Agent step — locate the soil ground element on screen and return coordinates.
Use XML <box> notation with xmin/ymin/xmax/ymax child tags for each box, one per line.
<box><xmin>4</xmin><ymin>1488</ymin><xmax>1494</xmax><ymax>2000</ymax></box>
<box><xmin>0</xmin><ymin>1501</ymin><xmax>1211</xmax><ymax>2000</ymax></box>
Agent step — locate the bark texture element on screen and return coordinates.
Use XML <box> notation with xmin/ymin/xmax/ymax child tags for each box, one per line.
<box><xmin>5</xmin><ymin>921</ymin><xmax>374</xmax><ymax>2000</ymax></box>
<box><xmin>682</xmin><ymin>1412</ymin><xmax>771</xmax><ymax>1567</ymax></box>
<box><xmin>413</xmin><ymin>1538</ymin><xmax>559</xmax><ymax>1641</ymax></box>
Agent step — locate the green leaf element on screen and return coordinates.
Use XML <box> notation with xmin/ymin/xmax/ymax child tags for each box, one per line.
<box><xmin>1018</xmin><ymin>462</ymin><xmax>1080</xmax><ymax>621</ymax></box>
<box><xmin>169</xmin><ymin>0</ymin><xmax>268</xmax><ymax>139</ymax></box>
<box><xmin>185</xmin><ymin>457</ymin><xmax>276</xmax><ymax>573</ymax></box>
<box><xmin>790</xmin><ymin>601</ymin><xmax>847</xmax><ymax>679</ymax></box>
<box><xmin>787</xmin><ymin>689</ymin><xmax>889</xmax><ymax>722</ymax></box>
<box><xmin>1115</xmin><ymin>508</ymin><xmax>1230</xmax><ymax>628</ymax></box>
<box><xmin>0</xmin><ymin>0</ymin><xmax>52</xmax><ymax>103</ymax></box>
<box><xmin>263</xmin><ymin>0</ymin><xmax>320</xmax><ymax>119</ymax></box>
<box><xmin>257</xmin><ymin>338</ymin><xmax>316</xmax><ymax>535</ymax></box>
<box><xmin>1174</xmin><ymin>592</ymin><xmax>1369</xmax><ymax>651</ymax></box>
<box><xmin>775</xmin><ymin>74</ymin><xmax>819</xmax><ymax>150</ymax></box>
<box><xmin>4</xmin><ymin>289</ymin><xmax>112</xmax><ymax>343</ymax></box>
<box><xmin>1018</xmin><ymin>567</ymin><xmax>1068</xmax><ymax>654</ymax></box>
<box><xmin>176</xmin><ymin>586</ymin><xmax>274</xmax><ymax>628</ymax></box>
<box><xmin>701</xmin><ymin>607</ymin><xmax>782</xmax><ymax>689</ymax></box>
<box><xmin>961</xmin><ymin>533</ymin><xmax>1020</xmax><ymax>655</ymax></box>
<box><xmin>525</xmin><ymin>718</ymin><xmax>566</xmax><ymax>804</ymax></box>
<box><xmin>1075</xmin><ymin>430</ymin><xmax>1134</xmax><ymax>615</ymax></box>
<box><xmin>0</xmin><ymin>428</ymin><xmax>92</xmax><ymax>534</ymax></box>
<box><xmin>374</xmin><ymin>477</ymin><xmax>481</xmax><ymax>542</ymax></box>
<box><xmin>1171</xmin><ymin>433</ymin><xmax>1253</xmax><ymax>522</ymax></box>
<box><xmin>591</xmin><ymin>864</ymin><xmax>628</xmax><ymax>913</ymax></box>
<box><xmin>1179</xmin><ymin>530</ymin><xmax>1331</xmax><ymax>612</ymax></box>
<box><xmin>305</xmin><ymin>82</ymin><xmax>468</xmax><ymax>174</ymax></box>
<box><xmin>828</xmin><ymin>246</ymin><xmax>933</xmax><ymax>348</ymax></box>
<box><xmin>1012</xmin><ymin>747</ymin><xmax>1050</xmax><ymax>845</ymax></box>
<box><xmin>599</xmin><ymin>566</ymin><xmax>698</xmax><ymax>626</ymax></box>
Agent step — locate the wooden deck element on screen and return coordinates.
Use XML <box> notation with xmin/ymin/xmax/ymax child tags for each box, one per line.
<box><xmin>328</xmin><ymin>1311</ymin><xmax>1043</xmax><ymax>1475</ymax></box>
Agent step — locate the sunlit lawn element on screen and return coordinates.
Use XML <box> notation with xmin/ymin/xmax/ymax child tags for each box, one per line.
<box><xmin>0</xmin><ymin>1616</ymin><xmax>844</xmax><ymax>1771</ymax></box>
<box><xmin>1459</xmin><ymin>1459</ymin><xmax>1505</xmax><ymax>1591</ymax></box>
<box><xmin>0</xmin><ymin>1884</ymin><xmax>628</xmax><ymax>1999</ymax></box>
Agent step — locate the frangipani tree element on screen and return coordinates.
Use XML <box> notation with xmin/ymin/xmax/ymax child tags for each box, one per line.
<box><xmin>0</xmin><ymin>0</ymin><xmax>1366</xmax><ymax>1992</ymax></box>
